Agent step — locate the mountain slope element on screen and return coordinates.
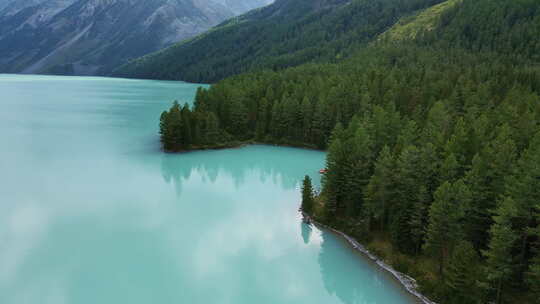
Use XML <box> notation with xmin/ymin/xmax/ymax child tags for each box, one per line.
<box><xmin>378</xmin><ymin>0</ymin><xmax>460</xmax><ymax>41</ymax></box>
<box><xmin>113</xmin><ymin>0</ymin><xmax>448</xmax><ymax>83</ymax></box>
<box><xmin>0</xmin><ymin>0</ymin><xmax>49</xmax><ymax>16</ymax></box>
<box><xmin>0</xmin><ymin>0</ymin><xmax>273</xmax><ymax>75</ymax></box>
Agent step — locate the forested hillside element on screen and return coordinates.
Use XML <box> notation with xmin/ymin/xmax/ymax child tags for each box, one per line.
<box><xmin>158</xmin><ymin>0</ymin><xmax>540</xmax><ymax>303</ymax></box>
<box><xmin>113</xmin><ymin>0</ymin><xmax>448</xmax><ymax>83</ymax></box>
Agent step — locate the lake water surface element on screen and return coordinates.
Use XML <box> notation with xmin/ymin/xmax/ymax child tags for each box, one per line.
<box><xmin>0</xmin><ymin>74</ymin><xmax>419</xmax><ymax>304</ymax></box>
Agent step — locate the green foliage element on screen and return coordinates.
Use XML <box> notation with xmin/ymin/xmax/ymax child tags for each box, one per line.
<box><xmin>153</xmin><ymin>0</ymin><xmax>540</xmax><ymax>302</ymax></box>
<box><xmin>445</xmin><ymin>241</ymin><xmax>484</xmax><ymax>303</ymax></box>
<box><xmin>424</xmin><ymin>180</ymin><xmax>471</xmax><ymax>278</ymax></box>
<box><xmin>483</xmin><ymin>198</ymin><xmax>519</xmax><ymax>304</ymax></box>
<box><xmin>159</xmin><ymin>100</ymin><xmax>235</xmax><ymax>151</ymax></box>
<box><xmin>301</xmin><ymin>175</ymin><xmax>315</xmax><ymax>215</ymax></box>
<box><xmin>114</xmin><ymin>0</ymin><xmax>448</xmax><ymax>83</ymax></box>
<box><xmin>379</xmin><ymin>0</ymin><xmax>462</xmax><ymax>41</ymax></box>
<box><xmin>428</xmin><ymin>0</ymin><xmax>540</xmax><ymax>62</ymax></box>
<box><xmin>527</xmin><ymin>244</ymin><xmax>540</xmax><ymax>298</ymax></box>
<box><xmin>364</xmin><ymin>145</ymin><xmax>395</xmax><ymax>230</ymax></box>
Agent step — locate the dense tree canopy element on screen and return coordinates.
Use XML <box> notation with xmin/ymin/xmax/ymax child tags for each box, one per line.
<box><xmin>114</xmin><ymin>0</ymin><xmax>449</xmax><ymax>83</ymax></box>
<box><xmin>158</xmin><ymin>0</ymin><xmax>540</xmax><ymax>302</ymax></box>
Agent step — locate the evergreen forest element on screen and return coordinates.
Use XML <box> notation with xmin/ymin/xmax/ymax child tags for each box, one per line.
<box><xmin>158</xmin><ymin>0</ymin><xmax>540</xmax><ymax>302</ymax></box>
<box><xmin>114</xmin><ymin>0</ymin><xmax>450</xmax><ymax>83</ymax></box>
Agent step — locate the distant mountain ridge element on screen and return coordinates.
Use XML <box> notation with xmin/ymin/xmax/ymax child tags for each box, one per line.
<box><xmin>112</xmin><ymin>0</ymin><xmax>448</xmax><ymax>83</ymax></box>
<box><xmin>0</xmin><ymin>0</ymin><xmax>49</xmax><ymax>16</ymax></box>
<box><xmin>0</xmin><ymin>0</ymin><xmax>273</xmax><ymax>75</ymax></box>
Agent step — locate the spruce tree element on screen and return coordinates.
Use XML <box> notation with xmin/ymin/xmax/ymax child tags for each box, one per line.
<box><xmin>503</xmin><ymin>132</ymin><xmax>540</xmax><ymax>279</ymax></box>
<box><xmin>445</xmin><ymin>241</ymin><xmax>483</xmax><ymax>304</ymax></box>
<box><xmin>445</xmin><ymin>117</ymin><xmax>471</xmax><ymax>170</ymax></box>
<box><xmin>256</xmin><ymin>97</ymin><xmax>269</xmax><ymax>140</ymax></box>
<box><xmin>301</xmin><ymin>175</ymin><xmax>315</xmax><ymax>215</ymax></box>
<box><xmin>364</xmin><ymin>145</ymin><xmax>395</xmax><ymax>231</ymax></box>
<box><xmin>464</xmin><ymin>125</ymin><xmax>517</xmax><ymax>250</ymax></box>
<box><xmin>439</xmin><ymin>153</ymin><xmax>459</xmax><ymax>184</ymax></box>
<box><xmin>323</xmin><ymin>123</ymin><xmax>346</xmax><ymax>222</ymax></box>
<box><xmin>204</xmin><ymin>112</ymin><xmax>220</xmax><ymax>144</ymax></box>
<box><xmin>181</xmin><ymin>104</ymin><xmax>193</xmax><ymax>146</ymax></box>
<box><xmin>395</xmin><ymin>120</ymin><xmax>419</xmax><ymax>154</ymax></box>
<box><xmin>408</xmin><ymin>186</ymin><xmax>430</xmax><ymax>256</ymax></box>
<box><xmin>528</xmin><ymin>253</ymin><xmax>540</xmax><ymax>298</ymax></box>
<box><xmin>424</xmin><ymin>180</ymin><xmax>470</xmax><ymax>278</ymax></box>
<box><xmin>368</xmin><ymin>104</ymin><xmax>401</xmax><ymax>155</ymax></box>
<box><xmin>391</xmin><ymin>145</ymin><xmax>422</xmax><ymax>253</ymax></box>
<box><xmin>529</xmin><ymin>205</ymin><xmax>540</xmax><ymax>297</ymax></box>
<box><xmin>300</xmin><ymin>96</ymin><xmax>313</xmax><ymax>142</ymax></box>
<box><xmin>343</xmin><ymin>123</ymin><xmax>373</xmax><ymax>218</ymax></box>
<box><xmin>159</xmin><ymin>110</ymin><xmax>171</xmax><ymax>149</ymax></box>
<box><xmin>423</xmin><ymin>101</ymin><xmax>451</xmax><ymax>151</ymax></box>
<box><xmin>160</xmin><ymin>101</ymin><xmax>184</xmax><ymax>151</ymax></box>
<box><xmin>229</xmin><ymin>99</ymin><xmax>249</xmax><ymax>138</ymax></box>
<box><xmin>484</xmin><ymin>197</ymin><xmax>519</xmax><ymax>304</ymax></box>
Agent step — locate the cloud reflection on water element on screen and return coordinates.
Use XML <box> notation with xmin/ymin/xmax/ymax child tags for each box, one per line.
<box><xmin>0</xmin><ymin>75</ymin><xmax>417</xmax><ymax>304</ymax></box>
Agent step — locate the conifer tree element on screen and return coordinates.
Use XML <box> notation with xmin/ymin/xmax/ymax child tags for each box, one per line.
<box><xmin>408</xmin><ymin>186</ymin><xmax>430</xmax><ymax>255</ymax></box>
<box><xmin>302</xmin><ymin>175</ymin><xmax>315</xmax><ymax>215</ymax></box>
<box><xmin>424</xmin><ymin>180</ymin><xmax>471</xmax><ymax>278</ymax></box>
<box><xmin>181</xmin><ymin>104</ymin><xmax>193</xmax><ymax>146</ymax></box>
<box><xmin>270</xmin><ymin>100</ymin><xmax>283</xmax><ymax>139</ymax></box>
<box><xmin>395</xmin><ymin>120</ymin><xmax>419</xmax><ymax>153</ymax></box>
<box><xmin>424</xmin><ymin>101</ymin><xmax>451</xmax><ymax>152</ymax></box>
<box><xmin>445</xmin><ymin>117</ymin><xmax>471</xmax><ymax>169</ymax></box>
<box><xmin>343</xmin><ymin>123</ymin><xmax>373</xmax><ymax>217</ymax></box>
<box><xmin>159</xmin><ymin>110</ymin><xmax>171</xmax><ymax>148</ymax></box>
<box><xmin>528</xmin><ymin>259</ymin><xmax>540</xmax><ymax>298</ymax></box>
<box><xmin>368</xmin><ymin>104</ymin><xmax>401</xmax><ymax>155</ymax></box>
<box><xmin>300</xmin><ymin>96</ymin><xmax>313</xmax><ymax>142</ymax></box>
<box><xmin>465</xmin><ymin>125</ymin><xmax>517</xmax><ymax>250</ymax></box>
<box><xmin>446</xmin><ymin>241</ymin><xmax>483</xmax><ymax>304</ymax></box>
<box><xmin>439</xmin><ymin>152</ymin><xmax>459</xmax><ymax>184</ymax></box>
<box><xmin>323</xmin><ymin>123</ymin><xmax>346</xmax><ymax>222</ymax></box>
<box><xmin>160</xmin><ymin>101</ymin><xmax>184</xmax><ymax>151</ymax></box>
<box><xmin>391</xmin><ymin>145</ymin><xmax>423</xmax><ymax>253</ymax></box>
<box><xmin>527</xmin><ymin>212</ymin><xmax>540</xmax><ymax>298</ymax></box>
<box><xmin>484</xmin><ymin>197</ymin><xmax>519</xmax><ymax>304</ymax></box>
<box><xmin>530</xmin><ymin>200</ymin><xmax>540</xmax><ymax>295</ymax></box>
<box><xmin>204</xmin><ymin>112</ymin><xmax>220</xmax><ymax>144</ymax></box>
<box><xmin>312</xmin><ymin>98</ymin><xmax>331</xmax><ymax>148</ymax></box>
<box><xmin>256</xmin><ymin>97</ymin><xmax>269</xmax><ymax>140</ymax></box>
<box><xmin>229</xmin><ymin>99</ymin><xmax>249</xmax><ymax>138</ymax></box>
<box><xmin>364</xmin><ymin>145</ymin><xmax>395</xmax><ymax>231</ymax></box>
<box><xmin>503</xmin><ymin>132</ymin><xmax>540</xmax><ymax>279</ymax></box>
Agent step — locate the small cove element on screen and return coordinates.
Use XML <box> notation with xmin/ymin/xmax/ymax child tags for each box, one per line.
<box><xmin>0</xmin><ymin>74</ymin><xmax>420</xmax><ymax>304</ymax></box>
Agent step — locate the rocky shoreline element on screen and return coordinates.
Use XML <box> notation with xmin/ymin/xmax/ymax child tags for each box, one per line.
<box><xmin>302</xmin><ymin>213</ymin><xmax>436</xmax><ymax>304</ymax></box>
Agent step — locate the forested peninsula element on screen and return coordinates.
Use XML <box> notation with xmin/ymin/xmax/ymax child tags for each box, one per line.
<box><xmin>158</xmin><ymin>0</ymin><xmax>540</xmax><ymax>303</ymax></box>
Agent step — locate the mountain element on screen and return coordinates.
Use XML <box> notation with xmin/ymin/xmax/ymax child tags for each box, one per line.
<box><xmin>0</xmin><ymin>0</ymin><xmax>21</xmax><ymax>12</ymax></box>
<box><xmin>0</xmin><ymin>0</ymin><xmax>273</xmax><ymax>75</ymax></box>
<box><xmin>0</xmin><ymin>0</ymin><xmax>40</xmax><ymax>14</ymax></box>
<box><xmin>112</xmin><ymin>0</ymin><xmax>448</xmax><ymax>83</ymax></box>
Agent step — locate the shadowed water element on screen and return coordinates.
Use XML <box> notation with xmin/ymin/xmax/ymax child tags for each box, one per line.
<box><xmin>0</xmin><ymin>74</ymin><xmax>419</xmax><ymax>304</ymax></box>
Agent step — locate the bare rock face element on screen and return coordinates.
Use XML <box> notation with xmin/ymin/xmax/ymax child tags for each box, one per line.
<box><xmin>0</xmin><ymin>0</ymin><xmax>273</xmax><ymax>75</ymax></box>
<box><xmin>203</xmin><ymin>0</ymin><xmax>274</xmax><ymax>15</ymax></box>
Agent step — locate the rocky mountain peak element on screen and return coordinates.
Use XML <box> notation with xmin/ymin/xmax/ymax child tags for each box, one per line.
<box><xmin>0</xmin><ymin>0</ymin><xmax>274</xmax><ymax>75</ymax></box>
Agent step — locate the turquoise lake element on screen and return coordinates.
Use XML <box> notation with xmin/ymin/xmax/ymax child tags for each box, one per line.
<box><xmin>0</xmin><ymin>74</ymin><xmax>419</xmax><ymax>304</ymax></box>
